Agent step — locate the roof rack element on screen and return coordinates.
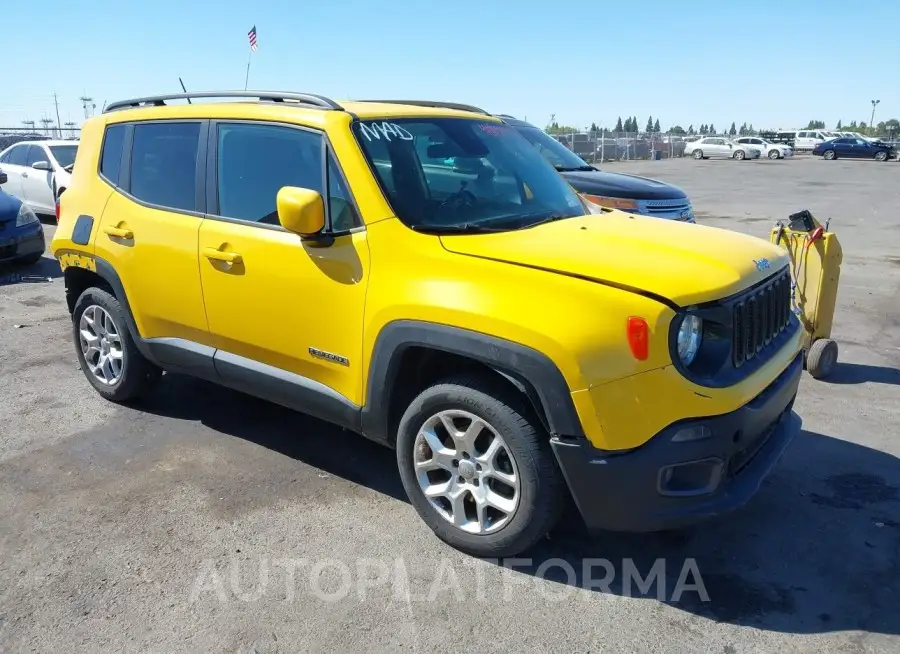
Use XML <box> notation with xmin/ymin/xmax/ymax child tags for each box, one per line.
<box><xmin>104</xmin><ymin>91</ymin><xmax>343</xmax><ymax>113</ymax></box>
<box><xmin>357</xmin><ymin>100</ymin><xmax>489</xmax><ymax>115</ymax></box>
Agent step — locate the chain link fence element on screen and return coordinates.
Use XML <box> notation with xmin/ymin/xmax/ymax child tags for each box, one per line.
<box><xmin>0</xmin><ymin>127</ymin><xmax>81</xmax><ymax>152</ymax></box>
<box><xmin>552</xmin><ymin>130</ymin><xmax>701</xmax><ymax>162</ymax></box>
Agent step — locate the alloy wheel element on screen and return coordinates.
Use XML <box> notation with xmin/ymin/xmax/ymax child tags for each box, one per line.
<box><xmin>79</xmin><ymin>305</ymin><xmax>124</xmax><ymax>385</ymax></box>
<box><xmin>413</xmin><ymin>409</ymin><xmax>520</xmax><ymax>534</ymax></box>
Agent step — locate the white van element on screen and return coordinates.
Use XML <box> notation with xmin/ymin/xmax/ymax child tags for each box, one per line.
<box><xmin>794</xmin><ymin>130</ymin><xmax>838</xmax><ymax>151</ymax></box>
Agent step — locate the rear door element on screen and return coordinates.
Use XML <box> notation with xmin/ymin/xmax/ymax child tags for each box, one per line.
<box><xmin>0</xmin><ymin>144</ymin><xmax>29</xmax><ymax>201</ymax></box>
<box><xmin>22</xmin><ymin>145</ymin><xmax>55</xmax><ymax>213</ymax></box>
<box><xmin>94</xmin><ymin>120</ymin><xmax>211</xmax><ymax>347</ymax></box>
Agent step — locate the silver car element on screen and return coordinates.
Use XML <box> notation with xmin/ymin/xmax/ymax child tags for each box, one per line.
<box><xmin>688</xmin><ymin>137</ymin><xmax>762</xmax><ymax>160</ymax></box>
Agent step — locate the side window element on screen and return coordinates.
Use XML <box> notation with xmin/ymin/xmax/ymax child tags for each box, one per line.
<box><xmin>100</xmin><ymin>124</ymin><xmax>127</xmax><ymax>186</ymax></box>
<box><xmin>26</xmin><ymin>145</ymin><xmax>48</xmax><ymax>166</ymax></box>
<box><xmin>0</xmin><ymin>149</ymin><xmax>9</xmax><ymax>164</ymax></box>
<box><xmin>216</xmin><ymin>122</ymin><xmax>323</xmax><ymax>225</ymax></box>
<box><xmin>130</xmin><ymin>122</ymin><xmax>200</xmax><ymax>212</ymax></box>
<box><xmin>7</xmin><ymin>145</ymin><xmax>29</xmax><ymax>166</ymax></box>
<box><xmin>327</xmin><ymin>153</ymin><xmax>360</xmax><ymax>232</ymax></box>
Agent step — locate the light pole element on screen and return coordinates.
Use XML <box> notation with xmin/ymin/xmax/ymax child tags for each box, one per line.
<box><xmin>870</xmin><ymin>99</ymin><xmax>880</xmax><ymax>133</ymax></box>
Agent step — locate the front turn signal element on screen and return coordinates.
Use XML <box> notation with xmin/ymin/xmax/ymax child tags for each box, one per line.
<box><xmin>627</xmin><ymin>317</ymin><xmax>649</xmax><ymax>361</ymax></box>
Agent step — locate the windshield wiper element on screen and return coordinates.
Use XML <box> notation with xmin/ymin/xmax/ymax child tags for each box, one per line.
<box><xmin>410</xmin><ymin>223</ymin><xmax>512</xmax><ymax>234</ymax></box>
<box><xmin>553</xmin><ymin>165</ymin><xmax>596</xmax><ymax>172</ymax></box>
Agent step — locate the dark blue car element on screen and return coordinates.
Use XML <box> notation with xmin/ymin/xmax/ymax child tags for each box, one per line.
<box><xmin>0</xmin><ymin>168</ymin><xmax>45</xmax><ymax>265</ymax></box>
<box><xmin>813</xmin><ymin>137</ymin><xmax>895</xmax><ymax>161</ymax></box>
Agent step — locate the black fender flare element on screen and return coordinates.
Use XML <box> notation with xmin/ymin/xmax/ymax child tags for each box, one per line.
<box><xmin>360</xmin><ymin>320</ymin><xmax>585</xmax><ymax>445</ymax></box>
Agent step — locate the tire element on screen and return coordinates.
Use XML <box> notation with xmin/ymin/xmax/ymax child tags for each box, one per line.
<box><xmin>806</xmin><ymin>338</ymin><xmax>838</xmax><ymax>380</ymax></box>
<box><xmin>396</xmin><ymin>373</ymin><xmax>566</xmax><ymax>558</ymax></box>
<box><xmin>823</xmin><ymin>149</ymin><xmax>836</xmax><ymax>160</ymax></box>
<box><xmin>768</xmin><ymin>149</ymin><xmax>780</xmax><ymax>160</ymax></box>
<box><xmin>874</xmin><ymin>151</ymin><xmax>888</xmax><ymax>162</ymax></box>
<box><xmin>72</xmin><ymin>287</ymin><xmax>161</xmax><ymax>402</ymax></box>
<box><xmin>692</xmin><ymin>149</ymin><xmax>704</xmax><ymax>160</ymax></box>
<box><xmin>734</xmin><ymin>150</ymin><xmax>745</xmax><ymax>160</ymax></box>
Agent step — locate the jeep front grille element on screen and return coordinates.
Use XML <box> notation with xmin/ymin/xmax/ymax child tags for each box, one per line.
<box><xmin>732</xmin><ymin>270</ymin><xmax>792</xmax><ymax>368</ymax></box>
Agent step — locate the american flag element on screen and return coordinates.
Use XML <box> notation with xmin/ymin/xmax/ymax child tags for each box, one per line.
<box><xmin>248</xmin><ymin>25</ymin><xmax>258</xmax><ymax>51</ymax></box>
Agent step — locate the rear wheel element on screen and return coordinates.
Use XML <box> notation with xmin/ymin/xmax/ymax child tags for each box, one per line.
<box><xmin>823</xmin><ymin>149</ymin><xmax>836</xmax><ymax>160</ymax></box>
<box><xmin>396</xmin><ymin>374</ymin><xmax>566</xmax><ymax>558</ymax></box>
<box><xmin>806</xmin><ymin>338</ymin><xmax>838</xmax><ymax>380</ymax></box>
<box><xmin>734</xmin><ymin>150</ymin><xmax>745</xmax><ymax>160</ymax></box>
<box><xmin>72</xmin><ymin>287</ymin><xmax>161</xmax><ymax>402</ymax></box>
<box><xmin>692</xmin><ymin>149</ymin><xmax>703</xmax><ymax>160</ymax></box>
<box><xmin>874</xmin><ymin>151</ymin><xmax>888</xmax><ymax>162</ymax></box>
<box><xmin>768</xmin><ymin>149</ymin><xmax>780</xmax><ymax>160</ymax></box>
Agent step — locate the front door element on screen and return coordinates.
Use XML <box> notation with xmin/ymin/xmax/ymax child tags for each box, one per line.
<box><xmin>21</xmin><ymin>145</ymin><xmax>55</xmax><ymax>213</ymax></box>
<box><xmin>197</xmin><ymin>120</ymin><xmax>370</xmax><ymax>409</ymax></box>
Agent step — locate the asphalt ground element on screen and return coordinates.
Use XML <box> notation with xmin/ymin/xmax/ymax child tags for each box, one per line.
<box><xmin>1</xmin><ymin>155</ymin><xmax>899</xmax><ymax>653</ymax></box>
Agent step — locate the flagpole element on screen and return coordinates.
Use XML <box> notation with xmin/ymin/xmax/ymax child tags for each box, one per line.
<box><xmin>244</xmin><ymin>47</ymin><xmax>252</xmax><ymax>91</ymax></box>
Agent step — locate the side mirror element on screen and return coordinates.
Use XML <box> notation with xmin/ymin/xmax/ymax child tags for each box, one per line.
<box><xmin>0</xmin><ymin>172</ymin><xmax>7</xmax><ymax>185</ymax></box>
<box><xmin>277</xmin><ymin>186</ymin><xmax>326</xmax><ymax>238</ymax></box>
<box><xmin>727</xmin><ymin>143</ymin><xmax>733</xmax><ymax>148</ymax></box>
<box><xmin>32</xmin><ymin>160</ymin><xmax>52</xmax><ymax>171</ymax></box>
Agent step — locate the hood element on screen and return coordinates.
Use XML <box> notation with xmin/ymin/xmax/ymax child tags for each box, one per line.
<box><xmin>0</xmin><ymin>189</ymin><xmax>21</xmax><ymax>222</ymax></box>
<box><xmin>560</xmin><ymin>170</ymin><xmax>687</xmax><ymax>201</ymax></box>
<box><xmin>439</xmin><ymin>213</ymin><xmax>789</xmax><ymax>307</ymax></box>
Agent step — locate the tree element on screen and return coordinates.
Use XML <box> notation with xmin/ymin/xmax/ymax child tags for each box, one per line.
<box><xmin>729</xmin><ymin>122</ymin><xmax>737</xmax><ymax>136</ymax></box>
<box><xmin>669</xmin><ymin>125</ymin><xmax>685</xmax><ymax>135</ymax></box>
<box><xmin>738</xmin><ymin>122</ymin><xmax>748</xmax><ymax>136</ymax></box>
<box><xmin>546</xmin><ymin>122</ymin><xmax>579</xmax><ymax>135</ymax></box>
<box><xmin>836</xmin><ymin>119</ymin><xmax>842</xmax><ymax>130</ymax></box>
<box><xmin>709</xmin><ymin>123</ymin><xmax>716</xmax><ymax>135</ymax></box>
<box><xmin>590</xmin><ymin>122</ymin><xmax>599</xmax><ymax>136</ymax></box>
<box><xmin>653</xmin><ymin>118</ymin><xmax>660</xmax><ymax>133</ymax></box>
<box><xmin>614</xmin><ymin>116</ymin><xmax>623</xmax><ymax>132</ymax></box>
<box><xmin>699</xmin><ymin>124</ymin><xmax>707</xmax><ymax>135</ymax></box>
<box><xmin>688</xmin><ymin>124</ymin><xmax>695</xmax><ymax>135</ymax></box>
<box><xmin>646</xmin><ymin>116</ymin><xmax>654</xmax><ymax>133</ymax></box>
<box><xmin>632</xmin><ymin>116</ymin><xmax>638</xmax><ymax>133</ymax></box>
<box><xmin>805</xmin><ymin>120</ymin><xmax>825</xmax><ymax>129</ymax></box>
<box><xmin>748</xmin><ymin>123</ymin><xmax>756</xmax><ymax>135</ymax></box>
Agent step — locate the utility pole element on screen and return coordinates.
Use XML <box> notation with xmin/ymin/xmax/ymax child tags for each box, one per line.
<box><xmin>40</xmin><ymin>118</ymin><xmax>53</xmax><ymax>136</ymax></box>
<box><xmin>22</xmin><ymin>120</ymin><xmax>36</xmax><ymax>134</ymax></box>
<box><xmin>64</xmin><ymin>121</ymin><xmax>77</xmax><ymax>139</ymax></box>
<box><xmin>870</xmin><ymin>100</ymin><xmax>880</xmax><ymax>134</ymax></box>
<box><xmin>53</xmin><ymin>92</ymin><xmax>63</xmax><ymax>138</ymax></box>
<box><xmin>79</xmin><ymin>96</ymin><xmax>94</xmax><ymax>120</ymax></box>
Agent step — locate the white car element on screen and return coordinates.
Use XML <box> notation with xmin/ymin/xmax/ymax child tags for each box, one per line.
<box><xmin>688</xmin><ymin>137</ymin><xmax>762</xmax><ymax>160</ymax></box>
<box><xmin>734</xmin><ymin>137</ymin><xmax>793</xmax><ymax>159</ymax></box>
<box><xmin>0</xmin><ymin>140</ymin><xmax>78</xmax><ymax>214</ymax></box>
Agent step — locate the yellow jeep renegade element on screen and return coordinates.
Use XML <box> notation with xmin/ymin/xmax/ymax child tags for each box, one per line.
<box><xmin>52</xmin><ymin>91</ymin><xmax>802</xmax><ymax>557</ymax></box>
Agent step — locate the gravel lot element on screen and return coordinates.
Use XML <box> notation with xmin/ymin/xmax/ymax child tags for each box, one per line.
<box><xmin>2</xmin><ymin>156</ymin><xmax>899</xmax><ymax>653</ymax></box>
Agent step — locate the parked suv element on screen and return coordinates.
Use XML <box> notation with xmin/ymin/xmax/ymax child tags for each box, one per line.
<box><xmin>499</xmin><ymin>115</ymin><xmax>695</xmax><ymax>221</ymax></box>
<box><xmin>52</xmin><ymin>92</ymin><xmax>803</xmax><ymax>557</ymax></box>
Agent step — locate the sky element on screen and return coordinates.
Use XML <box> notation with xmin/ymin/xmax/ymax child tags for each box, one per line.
<box><xmin>3</xmin><ymin>0</ymin><xmax>899</xmax><ymax>133</ymax></box>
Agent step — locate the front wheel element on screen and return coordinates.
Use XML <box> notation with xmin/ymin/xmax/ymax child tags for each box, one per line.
<box><xmin>733</xmin><ymin>150</ymin><xmax>745</xmax><ymax>160</ymax></box>
<box><xmin>396</xmin><ymin>374</ymin><xmax>566</xmax><ymax>558</ymax></box>
<box><xmin>823</xmin><ymin>149</ymin><xmax>836</xmax><ymax>160</ymax></box>
<box><xmin>874</xmin><ymin>151</ymin><xmax>888</xmax><ymax>162</ymax></box>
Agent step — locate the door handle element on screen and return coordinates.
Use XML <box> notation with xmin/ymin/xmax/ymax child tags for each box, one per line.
<box><xmin>21</xmin><ymin>172</ymin><xmax>28</xmax><ymax>178</ymax></box>
<box><xmin>203</xmin><ymin>247</ymin><xmax>242</xmax><ymax>264</ymax></box>
<box><xmin>103</xmin><ymin>225</ymin><xmax>133</xmax><ymax>239</ymax></box>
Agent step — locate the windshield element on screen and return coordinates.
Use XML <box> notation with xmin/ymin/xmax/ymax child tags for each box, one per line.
<box><xmin>49</xmin><ymin>145</ymin><xmax>78</xmax><ymax>168</ymax></box>
<box><xmin>513</xmin><ymin>125</ymin><xmax>593</xmax><ymax>171</ymax></box>
<box><xmin>353</xmin><ymin>118</ymin><xmax>587</xmax><ymax>233</ymax></box>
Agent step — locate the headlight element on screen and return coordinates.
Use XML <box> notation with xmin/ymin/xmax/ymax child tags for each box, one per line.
<box><xmin>15</xmin><ymin>203</ymin><xmax>38</xmax><ymax>227</ymax></box>
<box><xmin>582</xmin><ymin>194</ymin><xmax>638</xmax><ymax>211</ymax></box>
<box><xmin>677</xmin><ymin>315</ymin><xmax>703</xmax><ymax>366</ymax></box>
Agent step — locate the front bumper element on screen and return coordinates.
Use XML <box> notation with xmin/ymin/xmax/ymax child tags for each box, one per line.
<box><xmin>0</xmin><ymin>223</ymin><xmax>45</xmax><ymax>262</ymax></box>
<box><xmin>552</xmin><ymin>352</ymin><xmax>802</xmax><ymax>532</ymax></box>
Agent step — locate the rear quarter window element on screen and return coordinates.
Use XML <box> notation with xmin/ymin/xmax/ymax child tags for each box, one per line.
<box><xmin>100</xmin><ymin>124</ymin><xmax>126</xmax><ymax>186</ymax></box>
